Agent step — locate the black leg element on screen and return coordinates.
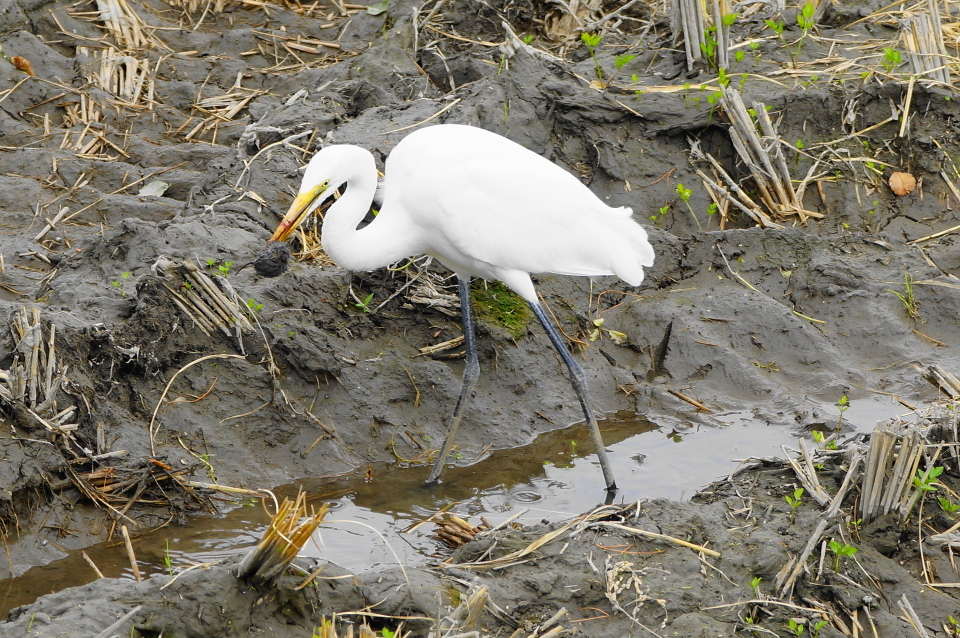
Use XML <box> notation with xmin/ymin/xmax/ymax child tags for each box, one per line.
<box><xmin>528</xmin><ymin>301</ymin><xmax>618</xmax><ymax>492</ymax></box>
<box><xmin>426</xmin><ymin>275</ymin><xmax>480</xmax><ymax>484</ymax></box>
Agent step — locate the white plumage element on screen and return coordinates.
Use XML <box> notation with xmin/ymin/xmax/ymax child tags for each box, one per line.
<box><xmin>269</xmin><ymin>123</ymin><xmax>655</xmax><ymax>491</ymax></box>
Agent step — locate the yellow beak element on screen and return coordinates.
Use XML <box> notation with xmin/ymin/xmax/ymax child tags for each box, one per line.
<box><xmin>270</xmin><ymin>183</ymin><xmax>328</xmax><ymax>242</ymax></box>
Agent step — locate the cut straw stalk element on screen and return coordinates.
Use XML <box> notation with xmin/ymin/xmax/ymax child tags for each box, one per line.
<box><xmin>236</xmin><ymin>492</ymin><xmax>329</xmax><ymax>587</ymax></box>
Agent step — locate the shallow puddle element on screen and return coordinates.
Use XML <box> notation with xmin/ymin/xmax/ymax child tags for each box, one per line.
<box><xmin>0</xmin><ymin>395</ymin><xmax>910</xmax><ymax>616</ymax></box>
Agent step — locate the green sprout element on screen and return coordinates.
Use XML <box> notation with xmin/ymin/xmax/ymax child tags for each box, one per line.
<box><xmin>608</xmin><ymin>52</ymin><xmax>636</xmax><ymax>87</ymax></box>
<box><xmin>797</xmin><ymin>1</ymin><xmax>815</xmax><ymax>33</ymax></box>
<box><xmin>522</xmin><ymin>34</ymin><xmax>535</xmax><ymax>45</ymax></box>
<box><xmin>828</xmin><ymin>539</ymin><xmax>858</xmax><ymax>572</ymax></box>
<box><xmin>789</xmin><ymin>1</ymin><xmax>816</xmax><ymax>67</ymax></box>
<box><xmin>581</xmin><ymin>32</ymin><xmax>604</xmax><ymax>83</ymax></box>
<box><xmin>700</xmin><ymin>26</ymin><xmax>718</xmax><ymax>68</ymax></box>
<box><xmin>914</xmin><ymin>466</ymin><xmax>944</xmax><ymax>493</ymax></box>
<box><xmin>355</xmin><ymin>292</ymin><xmax>375</xmax><ymax>313</ymax></box>
<box><xmin>882</xmin><ymin>47</ymin><xmax>902</xmax><ymax>74</ymax></box>
<box><xmin>836</xmin><ymin>394</ymin><xmax>849</xmax><ymax>429</ymax></box>
<box><xmin>207</xmin><ymin>258</ymin><xmax>232</xmax><ymax>276</ymax></box>
<box><xmin>785</xmin><ymin>487</ymin><xmax>804</xmax><ymax>524</ymax></box>
<box><xmin>717</xmin><ymin>66</ymin><xmax>731</xmax><ymax>88</ymax></box>
<box><xmin>887</xmin><ymin>271</ymin><xmax>922</xmax><ymax>322</ymax></box>
<box><xmin>246</xmin><ymin>298</ymin><xmax>264</xmax><ymax>314</ymax></box>
<box><xmin>764</xmin><ymin>18</ymin><xmax>784</xmax><ymax>37</ymax></box>
<box><xmin>939</xmin><ymin>496</ymin><xmax>960</xmax><ymax>516</ymax></box>
<box><xmin>112</xmin><ymin>271</ymin><xmax>131</xmax><ymax>297</ymax></box>
<box><xmin>750</xmin><ymin>576</ymin><xmax>762</xmax><ymax>597</ymax></box>
<box><xmin>650</xmin><ymin>203</ymin><xmax>670</xmax><ymax>227</ymax></box>
<box><xmin>675</xmin><ymin>183</ymin><xmax>703</xmax><ymax>230</ymax></box>
<box><xmin>788</xmin><ymin>617</ymin><xmax>805</xmax><ymax>636</ymax></box>
<box><xmin>813</xmin><ymin>430</ymin><xmax>837</xmax><ymax>450</ymax></box>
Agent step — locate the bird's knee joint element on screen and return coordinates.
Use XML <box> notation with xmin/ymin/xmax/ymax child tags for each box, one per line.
<box><xmin>464</xmin><ymin>360</ymin><xmax>480</xmax><ymax>382</ymax></box>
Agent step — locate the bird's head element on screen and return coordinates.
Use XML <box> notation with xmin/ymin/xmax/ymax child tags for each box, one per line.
<box><xmin>269</xmin><ymin>146</ymin><xmax>357</xmax><ymax>242</ymax></box>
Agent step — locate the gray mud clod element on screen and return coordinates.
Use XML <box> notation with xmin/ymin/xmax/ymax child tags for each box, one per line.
<box><xmin>1</xmin><ymin>0</ymin><xmax>960</xmax><ymax>635</ymax></box>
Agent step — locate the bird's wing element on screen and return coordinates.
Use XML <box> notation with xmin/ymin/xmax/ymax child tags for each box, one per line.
<box><xmin>390</xmin><ymin>132</ymin><xmax>644</xmax><ymax>279</ymax></box>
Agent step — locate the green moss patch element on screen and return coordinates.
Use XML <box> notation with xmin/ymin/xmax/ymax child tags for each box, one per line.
<box><xmin>471</xmin><ymin>281</ymin><xmax>532</xmax><ymax>340</ymax></box>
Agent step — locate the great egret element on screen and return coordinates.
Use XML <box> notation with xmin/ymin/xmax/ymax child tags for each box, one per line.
<box><xmin>265</xmin><ymin>124</ymin><xmax>654</xmax><ymax>492</ymax></box>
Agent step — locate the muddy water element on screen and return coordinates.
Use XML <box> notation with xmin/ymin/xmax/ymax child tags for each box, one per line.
<box><xmin>0</xmin><ymin>396</ymin><xmax>907</xmax><ymax>616</ymax></box>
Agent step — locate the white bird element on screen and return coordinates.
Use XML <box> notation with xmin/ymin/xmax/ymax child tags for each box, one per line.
<box><xmin>268</xmin><ymin>124</ymin><xmax>654</xmax><ymax>492</ymax></box>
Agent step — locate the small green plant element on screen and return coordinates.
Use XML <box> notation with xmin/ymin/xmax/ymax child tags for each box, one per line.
<box><xmin>887</xmin><ymin>271</ymin><xmax>922</xmax><ymax>322</ymax></box>
<box><xmin>847</xmin><ymin>518</ymin><xmax>863</xmax><ymax>534</ymax></box>
<box><xmin>207</xmin><ymin>258</ymin><xmax>233</xmax><ymax>277</ymax></box>
<box><xmin>796</xmin><ymin>1</ymin><xmax>815</xmax><ymax>35</ymax></box>
<box><xmin>717</xmin><ymin>66</ymin><xmax>731</xmax><ymax>88</ymax></box>
<box><xmin>734</xmin><ymin>49</ymin><xmax>745</xmax><ymax>64</ymax></box>
<box><xmin>27</xmin><ymin>613</ymin><xmax>36</xmax><ymax>632</ymax></box>
<box><xmin>914</xmin><ymin>465</ymin><xmax>944</xmax><ymax>493</ymax></box>
<box><xmin>381</xmin><ymin>628</ymin><xmax>396</xmax><ymax>638</ymax></box>
<box><xmin>246</xmin><ymin>298</ymin><xmax>264</xmax><ymax>314</ymax></box>
<box><xmin>785</xmin><ymin>487</ymin><xmax>804</xmax><ymax>524</ymax></box>
<box><xmin>522</xmin><ymin>34</ymin><xmax>535</xmax><ymax>45</ymax></box>
<box><xmin>700</xmin><ymin>26</ymin><xmax>718</xmax><ymax>69</ymax></box>
<box><xmin>706</xmin><ymin>89</ymin><xmax>723</xmax><ymax>123</ymax></box>
<box><xmin>675</xmin><ymin>183</ymin><xmax>703</xmax><ymax>230</ymax></box>
<box><xmin>764</xmin><ymin>18</ymin><xmax>784</xmax><ymax>37</ymax></box>
<box><xmin>939</xmin><ymin>496</ymin><xmax>960</xmax><ymax>516</ymax></box>
<box><xmin>650</xmin><ymin>204</ymin><xmax>670</xmax><ymax>226</ymax></box>
<box><xmin>608</xmin><ymin>52</ymin><xmax>636</xmax><ymax>87</ymax></box>
<box><xmin>581</xmin><ymin>32</ymin><xmax>604</xmax><ymax>83</ymax></box>
<box><xmin>811</xmin><ymin>619</ymin><xmax>829</xmax><ymax>638</ymax></box>
<box><xmin>164</xmin><ymin>539</ymin><xmax>173</xmax><ymax>576</ymax></box>
<box><xmin>112</xmin><ymin>271</ymin><xmax>131</xmax><ymax>297</ymax></box>
<box><xmin>750</xmin><ymin>576</ymin><xmax>762</xmax><ymax>598</ymax></box>
<box><xmin>630</xmin><ymin>73</ymin><xmax>645</xmax><ymax>102</ymax></box>
<box><xmin>836</xmin><ymin>394</ymin><xmax>849</xmax><ymax>429</ymax></box>
<box><xmin>882</xmin><ymin>47</ymin><xmax>902</xmax><ymax>74</ymax></box>
<box><xmin>763</xmin><ymin>18</ymin><xmax>799</xmax><ymax>68</ymax></box>
<box><xmin>788</xmin><ymin>617</ymin><xmax>805</xmax><ymax>636</ymax></box>
<box><xmin>706</xmin><ymin>202</ymin><xmax>718</xmax><ymax>222</ymax></box>
<box><xmin>355</xmin><ymin>292</ymin><xmax>375</xmax><ymax>313</ymax></box>
<box><xmin>828</xmin><ymin>539</ymin><xmax>858</xmax><ymax>571</ymax></box>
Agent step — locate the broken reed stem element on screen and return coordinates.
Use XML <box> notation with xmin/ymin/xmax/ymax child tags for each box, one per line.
<box><xmin>675</xmin><ymin>0</ymin><xmax>706</xmax><ymax>71</ymax></box>
<box><xmin>712</xmin><ymin>0</ymin><xmax>729</xmax><ymax>70</ymax></box>
<box><xmin>783</xmin><ymin>439</ymin><xmax>831</xmax><ymax>506</ymax></box>
<box><xmin>598</xmin><ymin>522</ymin><xmax>721</xmax><ymax>557</ymax></box>
<box><xmin>121</xmin><ymin>525</ymin><xmax>142</xmax><ymax>582</ymax></box>
<box><xmin>898</xmin><ymin>594</ymin><xmax>933</xmax><ymax>638</ymax></box>
<box><xmin>82</xmin><ymin>550</ymin><xmax>105</xmax><ymax>578</ymax></box>
<box><xmin>902</xmin><ymin>0</ymin><xmax>951</xmax><ymax>86</ymax></box>
<box><xmin>236</xmin><ymin>492</ymin><xmax>330</xmax><ymax>588</ymax></box>
<box><xmin>778</xmin><ymin>518</ymin><xmax>829</xmax><ymax>598</ymax></box>
<box><xmin>859</xmin><ymin>423</ymin><xmax>925</xmax><ymax>523</ymax></box>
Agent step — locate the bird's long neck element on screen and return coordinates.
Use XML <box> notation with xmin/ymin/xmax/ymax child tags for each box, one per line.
<box><xmin>320</xmin><ymin>156</ymin><xmax>420</xmax><ymax>272</ymax></box>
